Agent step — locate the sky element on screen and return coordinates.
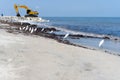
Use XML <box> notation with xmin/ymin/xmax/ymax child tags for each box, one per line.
<box><xmin>1</xmin><ymin>0</ymin><xmax>120</xmax><ymax>17</ymax></box>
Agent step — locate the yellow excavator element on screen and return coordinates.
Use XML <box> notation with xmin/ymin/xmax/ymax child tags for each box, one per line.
<box><xmin>14</xmin><ymin>4</ymin><xmax>39</xmax><ymax>17</ymax></box>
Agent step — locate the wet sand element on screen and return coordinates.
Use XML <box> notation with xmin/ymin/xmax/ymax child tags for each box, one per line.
<box><xmin>0</xmin><ymin>27</ymin><xmax>120</xmax><ymax>80</ymax></box>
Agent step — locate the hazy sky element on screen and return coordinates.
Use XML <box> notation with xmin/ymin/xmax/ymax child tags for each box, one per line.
<box><xmin>1</xmin><ymin>0</ymin><xmax>120</xmax><ymax>17</ymax></box>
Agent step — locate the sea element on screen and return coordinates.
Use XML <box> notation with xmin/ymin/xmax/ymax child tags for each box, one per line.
<box><xmin>40</xmin><ymin>17</ymin><xmax>120</xmax><ymax>54</ymax></box>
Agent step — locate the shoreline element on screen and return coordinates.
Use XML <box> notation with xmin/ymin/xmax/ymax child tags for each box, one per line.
<box><xmin>0</xmin><ymin>21</ymin><xmax>111</xmax><ymax>55</ymax></box>
<box><xmin>0</xmin><ymin>16</ymin><xmax>119</xmax><ymax>55</ymax></box>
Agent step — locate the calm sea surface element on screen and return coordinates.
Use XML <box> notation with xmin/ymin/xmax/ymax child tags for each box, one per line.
<box><xmin>44</xmin><ymin>17</ymin><xmax>120</xmax><ymax>37</ymax></box>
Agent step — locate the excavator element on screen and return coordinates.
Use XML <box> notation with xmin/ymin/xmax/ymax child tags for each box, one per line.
<box><xmin>14</xmin><ymin>4</ymin><xmax>39</xmax><ymax>17</ymax></box>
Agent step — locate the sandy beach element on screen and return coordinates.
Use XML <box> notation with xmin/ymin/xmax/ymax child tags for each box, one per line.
<box><xmin>0</xmin><ymin>26</ymin><xmax>120</xmax><ymax>80</ymax></box>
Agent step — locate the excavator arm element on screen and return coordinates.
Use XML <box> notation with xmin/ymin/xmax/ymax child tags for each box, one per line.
<box><xmin>14</xmin><ymin>4</ymin><xmax>39</xmax><ymax>17</ymax></box>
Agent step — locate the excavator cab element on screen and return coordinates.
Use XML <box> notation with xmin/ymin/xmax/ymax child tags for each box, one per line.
<box><xmin>14</xmin><ymin>4</ymin><xmax>39</xmax><ymax>17</ymax></box>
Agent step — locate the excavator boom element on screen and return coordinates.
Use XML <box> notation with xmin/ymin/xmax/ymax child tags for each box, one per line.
<box><xmin>14</xmin><ymin>4</ymin><xmax>39</xmax><ymax>17</ymax></box>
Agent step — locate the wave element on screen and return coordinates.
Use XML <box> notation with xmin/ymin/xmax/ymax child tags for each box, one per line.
<box><xmin>37</xmin><ymin>23</ymin><xmax>120</xmax><ymax>41</ymax></box>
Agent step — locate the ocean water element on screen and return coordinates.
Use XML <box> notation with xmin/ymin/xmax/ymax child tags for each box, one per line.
<box><xmin>42</xmin><ymin>17</ymin><xmax>120</xmax><ymax>54</ymax></box>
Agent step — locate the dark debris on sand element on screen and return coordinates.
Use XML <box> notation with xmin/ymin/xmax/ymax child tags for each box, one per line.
<box><xmin>0</xmin><ymin>20</ymin><xmax>90</xmax><ymax>49</ymax></box>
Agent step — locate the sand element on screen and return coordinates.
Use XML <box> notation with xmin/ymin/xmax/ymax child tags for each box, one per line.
<box><xmin>0</xmin><ymin>29</ymin><xmax>120</xmax><ymax>80</ymax></box>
